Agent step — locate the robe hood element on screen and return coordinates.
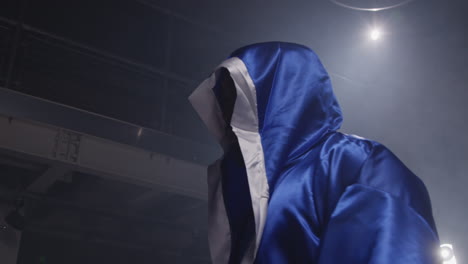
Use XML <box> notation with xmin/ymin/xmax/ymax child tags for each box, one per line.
<box><xmin>189</xmin><ymin>42</ymin><xmax>342</xmax><ymax>263</ymax></box>
<box><xmin>191</xmin><ymin>41</ymin><xmax>342</xmax><ymax>190</ymax></box>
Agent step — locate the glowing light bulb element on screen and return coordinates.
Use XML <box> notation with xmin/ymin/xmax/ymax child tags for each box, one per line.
<box><xmin>440</xmin><ymin>244</ymin><xmax>457</xmax><ymax>264</ymax></box>
<box><xmin>370</xmin><ymin>28</ymin><xmax>381</xmax><ymax>40</ymax></box>
<box><xmin>441</xmin><ymin>247</ymin><xmax>452</xmax><ymax>259</ymax></box>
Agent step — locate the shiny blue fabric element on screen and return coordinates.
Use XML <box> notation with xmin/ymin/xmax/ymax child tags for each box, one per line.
<box><xmin>220</xmin><ymin>42</ymin><xmax>439</xmax><ymax>263</ymax></box>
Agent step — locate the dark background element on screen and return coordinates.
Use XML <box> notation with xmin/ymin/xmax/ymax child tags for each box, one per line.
<box><xmin>0</xmin><ymin>0</ymin><xmax>467</xmax><ymax>263</ymax></box>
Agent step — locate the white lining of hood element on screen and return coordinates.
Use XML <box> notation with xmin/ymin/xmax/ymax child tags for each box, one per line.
<box><xmin>189</xmin><ymin>57</ymin><xmax>269</xmax><ymax>264</ymax></box>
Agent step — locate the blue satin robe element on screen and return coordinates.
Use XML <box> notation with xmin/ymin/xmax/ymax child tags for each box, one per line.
<box><xmin>192</xmin><ymin>42</ymin><xmax>440</xmax><ymax>264</ymax></box>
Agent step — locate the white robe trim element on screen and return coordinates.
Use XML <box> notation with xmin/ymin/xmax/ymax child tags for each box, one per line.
<box><xmin>189</xmin><ymin>57</ymin><xmax>269</xmax><ymax>264</ymax></box>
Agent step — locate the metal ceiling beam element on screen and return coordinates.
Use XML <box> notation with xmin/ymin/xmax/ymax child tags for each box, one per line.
<box><xmin>0</xmin><ymin>87</ymin><xmax>220</xmax><ymax>165</ymax></box>
<box><xmin>26</xmin><ymin>165</ymin><xmax>70</xmax><ymax>194</ymax></box>
<box><xmin>0</xmin><ymin>113</ymin><xmax>208</xmax><ymax>200</ymax></box>
<box><xmin>0</xmin><ymin>155</ymin><xmax>44</xmax><ymax>172</ymax></box>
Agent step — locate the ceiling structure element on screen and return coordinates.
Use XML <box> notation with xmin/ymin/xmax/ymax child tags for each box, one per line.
<box><xmin>0</xmin><ymin>0</ymin><xmax>467</xmax><ymax>263</ymax></box>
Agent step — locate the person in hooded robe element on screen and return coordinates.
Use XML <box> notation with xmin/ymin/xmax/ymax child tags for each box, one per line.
<box><xmin>189</xmin><ymin>42</ymin><xmax>440</xmax><ymax>264</ymax></box>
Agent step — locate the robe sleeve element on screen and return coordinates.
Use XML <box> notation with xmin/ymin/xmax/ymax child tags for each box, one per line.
<box><xmin>317</xmin><ymin>143</ymin><xmax>441</xmax><ymax>264</ymax></box>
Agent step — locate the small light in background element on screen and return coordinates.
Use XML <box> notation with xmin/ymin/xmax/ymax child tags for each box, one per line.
<box><xmin>370</xmin><ymin>28</ymin><xmax>382</xmax><ymax>41</ymax></box>
<box><xmin>440</xmin><ymin>244</ymin><xmax>457</xmax><ymax>264</ymax></box>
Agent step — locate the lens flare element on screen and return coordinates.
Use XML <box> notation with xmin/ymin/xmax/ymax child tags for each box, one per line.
<box><xmin>329</xmin><ymin>0</ymin><xmax>416</xmax><ymax>12</ymax></box>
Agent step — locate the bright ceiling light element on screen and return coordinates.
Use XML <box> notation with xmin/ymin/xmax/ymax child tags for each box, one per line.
<box><xmin>441</xmin><ymin>247</ymin><xmax>453</xmax><ymax>260</ymax></box>
<box><xmin>369</xmin><ymin>28</ymin><xmax>381</xmax><ymax>40</ymax></box>
<box><xmin>440</xmin><ymin>244</ymin><xmax>457</xmax><ymax>264</ymax></box>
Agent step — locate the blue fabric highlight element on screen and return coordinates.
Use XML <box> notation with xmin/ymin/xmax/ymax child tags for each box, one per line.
<box><xmin>231</xmin><ymin>42</ymin><xmax>343</xmax><ymax>192</ymax></box>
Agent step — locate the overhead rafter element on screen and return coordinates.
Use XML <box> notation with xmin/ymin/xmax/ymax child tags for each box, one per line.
<box><xmin>0</xmin><ymin>113</ymin><xmax>208</xmax><ymax>200</ymax></box>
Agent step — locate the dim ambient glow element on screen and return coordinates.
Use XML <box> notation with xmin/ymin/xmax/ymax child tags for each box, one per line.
<box><xmin>440</xmin><ymin>244</ymin><xmax>457</xmax><ymax>264</ymax></box>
